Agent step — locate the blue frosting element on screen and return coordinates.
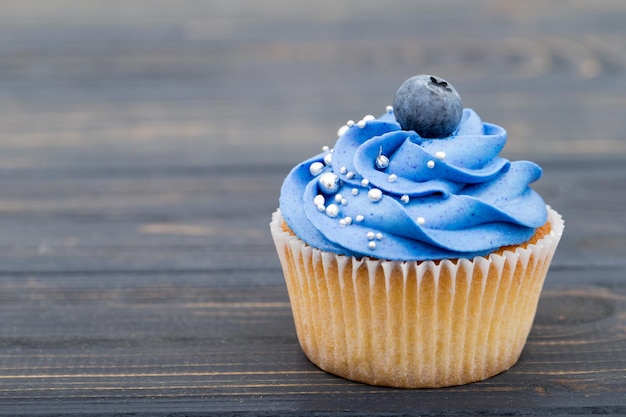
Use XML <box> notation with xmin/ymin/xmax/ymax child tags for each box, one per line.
<box><xmin>279</xmin><ymin>108</ymin><xmax>547</xmax><ymax>261</ymax></box>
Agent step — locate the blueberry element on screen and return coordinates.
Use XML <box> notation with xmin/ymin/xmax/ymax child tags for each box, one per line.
<box><xmin>393</xmin><ymin>75</ymin><xmax>463</xmax><ymax>138</ymax></box>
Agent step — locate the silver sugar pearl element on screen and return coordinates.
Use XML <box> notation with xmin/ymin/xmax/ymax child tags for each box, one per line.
<box><xmin>313</xmin><ymin>194</ymin><xmax>326</xmax><ymax>207</ymax></box>
<box><xmin>309</xmin><ymin>161</ymin><xmax>324</xmax><ymax>176</ymax></box>
<box><xmin>337</xmin><ymin>124</ymin><xmax>349</xmax><ymax>138</ymax></box>
<box><xmin>325</xmin><ymin>204</ymin><xmax>340</xmax><ymax>218</ymax></box>
<box><xmin>375</xmin><ymin>154</ymin><xmax>389</xmax><ymax>170</ymax></box>
<box><xmin>318</xmin><ymin>172</ymin><xmax>340</xmax><ymax>195</ymax></box>
<box><xmin>368</xmin><ymin>188</ymin><xmax>383</xmax><ymax>203</ymax></box>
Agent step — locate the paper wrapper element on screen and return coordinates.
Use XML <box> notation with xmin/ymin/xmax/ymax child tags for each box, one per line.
<box><xmin>270</xmin><ymin>207</ymin><xmax>564</xmax><ymax>388</ymax></box>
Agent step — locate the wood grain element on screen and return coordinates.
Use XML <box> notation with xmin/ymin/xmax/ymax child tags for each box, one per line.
<box><xmin>0</xmin><ymin>1</ymin><xmax>625</xmax><ymax>415</ymax></box>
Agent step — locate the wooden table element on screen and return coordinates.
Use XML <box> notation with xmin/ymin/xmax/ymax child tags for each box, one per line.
<box><xmin>0</xmin><ymin>1</ymin><xmax>625</xmax><ymax>415</ymax></box>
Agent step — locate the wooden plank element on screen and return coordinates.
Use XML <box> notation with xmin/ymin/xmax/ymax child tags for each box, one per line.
<box><xmin>0</xmin><ymin>159</ymin><xmax>623</xmax><ymax>275</ymax></box>
<box><xmin>0</xmin><ymin>271</ymin><xmax>624</xmax><ymax>414</ymax></box>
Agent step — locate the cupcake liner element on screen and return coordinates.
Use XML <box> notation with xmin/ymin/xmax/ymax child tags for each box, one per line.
<box><xmin>270</xmin><ymin>207</ymin><xmax>564</xmax><ymax>388</ymax></box>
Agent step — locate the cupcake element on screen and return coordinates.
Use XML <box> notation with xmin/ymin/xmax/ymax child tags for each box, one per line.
<box><xmin>270</xmin><ymin>74</ymin><xmax>564</xmax><ymax>388</ymax></box>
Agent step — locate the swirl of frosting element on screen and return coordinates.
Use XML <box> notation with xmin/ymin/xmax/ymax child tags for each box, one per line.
<box><xmin>279</xmin><ymin>108</ymin><xmax>547</xmax><ymax>261</ymax></box>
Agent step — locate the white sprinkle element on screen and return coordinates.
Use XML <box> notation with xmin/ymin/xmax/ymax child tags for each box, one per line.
<box><xmin>318</xmin><ymin>172</ymin><xmax>340</xmax><ymax>194</ymax></box>
<box><xmin>346</xmin><ymin>171</ymin><xmax>355</xmax><ymax>179</ymax></box>
<box><xmin>368</xmin><ymin>241</ymin><xmax>377</xmax><ymax>250</ymax></box>
<box><xmin>339</xmin><ymin>219</ymin><xmax>347</xmax><ymax>227</ymax></box>
<box><xmin>346</xmin><ymin>120</ymin><xmax>355</xmax><ymax>127</ymax></box>
<box><xmin>435</xmin><ymin>151</ymin><xmax>446</xmax><ymax>160</ymax></box>
<box><xmin>401</xmin><ymin>194</ymin><xmax>410</xmax><ymax>204</ymax></box>
<box><xmin>427</xmin><ymin>160</ymin><xmax>435</xmax><ymax>169</ymax></box>
<box><xmin>368</xmin><ymin>188</ymin><xmax>383</xmax><ymax>202</ymax></box>
<box><xmin>316</xmin><ymin>204</ymin><xmax>325</xmax><ymax>212</ymax></box>
<box><xmin>363</xmin><ymin>114</ymin><xmax>375</xmax><ymax>121</ymax></box>
<box><xmin>355</xmin><ymin>215</ymin><xmax>365</xmax><ymax>222</ymax></box>
<box><xmin>322</xmin><ymin>145</ymin><xmax>330</xmax><ymax>152</ymax></box>
<box><xmin>388</xmin><ymin>173</ymin><xmax>398</xmax><ymax>183</ymax></box>
<box><xmin>344</xmin><ymin>216</ymin><xmax>352</xmax><ymax>225</ymax></box>
<box><xmin>323</xmin><ymin>152</ymin><xmax>333</xmax><ymax>165</ymax></box>
<box><xmin>313</xmin><ymin>195</ymin><xmax>325</xmax><ymax>206</ymax></box>
<box><xmin>386</xmin><ymin>105</ymin><xmax>393</xmax><ymax>113</ymax></box>
<box><xmin>417</xmin><ymin>217</ymin><xmax>426</xmax><ymax>225</ymax></box>
<box><xmin>339</xmin><ymin>166</ymin><xmax>348</xmax><ymax>174</ymax></box>
<box><xmin>341</xmin><ymin>198</ymin><xmax>348</xmax><ymax>205</ymax></box>
<box><xmin>376</xmin><ymin>233</ymin><xmax>383</xmax><ymax>240</ymax></box>
<box><xmin>326</xmin><ymin>204</ymin><xmax>340</xmax><ymax>218</ymax></box>
<box><xmin>367</xmin><ymin>232</ymin><xmax>376</xmax><ymax>240</ymax></box>
<box><xmin>337</xmin><ymin>125</ymin><xmax>349</xmax><ymax>138</ymax></box>
<box><xmin>309</xmin><ymin>161</ymin><xmax>324</xmax><ymax>176</ymax></box>
<box><xmin>351</xmin><ymin>188</ymin><xmax>359</xmax><ymax>196</ymax></box>
<box><xmin>361</xmin><ymin>178</ymin><xmax>370</xmax><ymax>187</ymax></box>
<box><xmin>357</xmin><ymin>119</ymin><xmax>367</xmax><ymax>128</ymax></box>
<box><xmin>375</xmin><ymin>154</ymin><xmax>389</xmax><ymax>170</ymax></box>
<box><xmin>334</xmin><ymin>194</ymin><xmax>343</xmax><ymax>202</ymax></box>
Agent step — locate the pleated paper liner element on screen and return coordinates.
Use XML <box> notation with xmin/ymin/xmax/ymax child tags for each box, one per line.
<box><xmin>270</xmin><ymin>207</ymin><xmax>564</xmax><ymax>388</ymax></box>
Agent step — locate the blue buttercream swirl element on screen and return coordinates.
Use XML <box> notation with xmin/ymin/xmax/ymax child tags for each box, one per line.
<box><xmin>279</xmin><ymin>108</ymin><xmax>547</xmax><ymax>261</ymax></box>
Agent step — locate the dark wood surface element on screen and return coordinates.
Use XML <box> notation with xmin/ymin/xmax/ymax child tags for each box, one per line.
<box><xmin>1</xmin><ymin>1</ymin><xmax>625</xmax><ymax>415</ymax></box>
